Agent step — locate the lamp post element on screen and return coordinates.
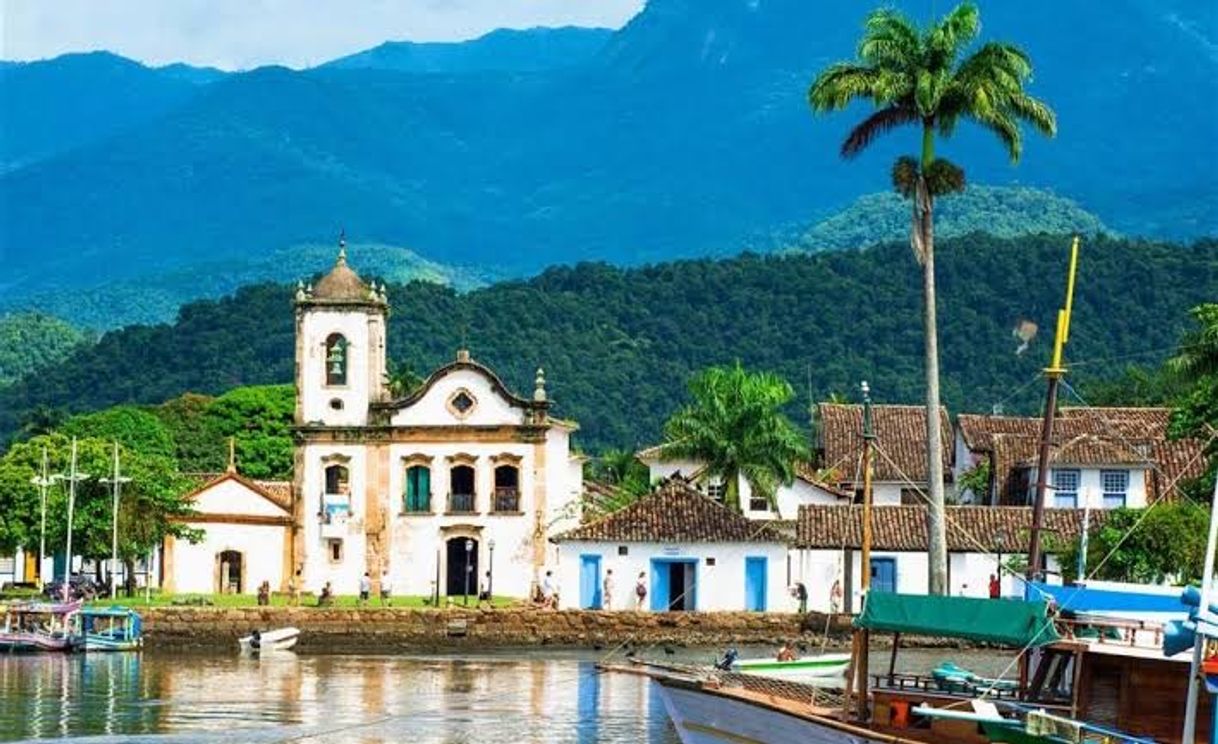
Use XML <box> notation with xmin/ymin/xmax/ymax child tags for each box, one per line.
<box><xmin>488</xmin><ymin>538</ymin><xmax>496</xmax><ymax>604</ymax></box>
<box><xmin>29</xmin><ymin>446</ymin><xmax>55</xmax><ymax>590</ymax></box>
<box><xmin>463</xmin><ymin>539</ymin><xmax>474</xmax><ymax>606</ymax></box>
<box><xmin>994</xmin><ymin>528</ymin><xmax>1007</xmax><ymax>598</ymax></box>
<box><xmin>99</xmin><ymin>441</ymin><xmax>131</xmax><ymax>599</ymax></box>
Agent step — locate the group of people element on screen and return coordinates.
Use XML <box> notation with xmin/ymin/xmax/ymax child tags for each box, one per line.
<box><xmin>357</xmin><ymin>571</ymin><xmax>394</xmax><ymax>606</ymax></box>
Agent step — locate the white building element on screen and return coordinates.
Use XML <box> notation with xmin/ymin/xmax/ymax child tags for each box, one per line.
<box><xmin>552</xmin><ymin>478</ymin><xmax>790</xmax><ymax>612</ymax></box>
<box><xmin>955</xmin><ymin>407</ymin><xmax>1206</xmax><ymax>507</ymax></box>
<box><xmin>163</xmin><ymin>469</ymin><xmax>293</xmax><ymax>594</ymax></box>
<box><xmin>161</xmin><ymin>246</ymin><xmax>584</xmax><ymax>598</ymax></box>
<box><xmin>636</xmin><ymin>446</ymin><xmax>846</xmax><ymax>520</ymax></box>
<box><xmin>792</xmin><ymin>504</ymin><xmax>1085</xmax><ymax>613</ymax></box>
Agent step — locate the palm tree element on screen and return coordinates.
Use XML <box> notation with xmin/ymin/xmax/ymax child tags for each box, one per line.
<box><xmin>808</xmin><ymin>3</ymin><xmax>1055</xmax><ymax>594</ymax></box>
<box><xmin>1168</xmin><ymin>304</ymin><xmax>1218</xmax><ymax>383</ymax></box>
<box><xmin>660</xmin><ymin>363</ymin><xmax>808</xmax><ymax>510</ymax></box>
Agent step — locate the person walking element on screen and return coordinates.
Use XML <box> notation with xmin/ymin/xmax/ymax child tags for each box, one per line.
<box><xmin>793</xmin><ymin>581</ymin><xmax>808</xmax><ymax>614</ymax></box>
<box><xmin>380</xmin><ymin>569</ymin><xmax>393</xmax><ymax>607</ymax></box>
<box><xmin>541</xmin><ymin>570</ymin><xmax>558</xmax><ymax>609</ymax></box>
<box><xmin>602</xmin><ymin>569</ymin><xmax>614</xmax><ymax>610</ymax></box>
<box><xmin>359</xmin><ymin>572</ymin><xmax>372</xmax><ymax>607</ymax></box>
<box><xmin>478</xmin><ymin>571</ymin><xmax>492</xmax><ymax>609</ymax></box>
<box><xmin>634</xmin><ymin>571</ymin><xmax>648</xmax><ymax>611</ymax></box>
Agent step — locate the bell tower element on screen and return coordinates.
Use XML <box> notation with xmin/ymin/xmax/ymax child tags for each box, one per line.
<box><xmin>294</xmin><ymin>237</ymin><xmax>389</xmax><ymax>427</ymax></box>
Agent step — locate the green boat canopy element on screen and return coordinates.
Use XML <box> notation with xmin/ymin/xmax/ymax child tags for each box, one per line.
<box><xmin>854</xmin><ymin>592</ymin><xmax>1060</xmax><ymax>647</ymax></box>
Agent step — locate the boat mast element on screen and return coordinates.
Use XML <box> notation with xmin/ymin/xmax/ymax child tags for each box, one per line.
<box><xmin>100</xmin><ymin>441</ymin><xmax>131</xmax><ymax>599</ymax></box>
<box><xmin>854</xmin><ymin>380</ymin><xmax>876</xmax><ymax>720</ymax></box>
<box><xmin>1026</xmin><ymin>237</ymin><xmax>1080</xmax><ymax>584</ymax></box>
<box><xmin>1183</xmin><ymin>476</ymin><xmax>1218</xmax><ymax>742</ymax></box>
<box><xmin>60</xmin><ymin>437</ymin><xmax>90</xmax><ymax>603</ymax></box>
<box><xmin>29</xmin><ymin>446</ymin><xmax>53</xmax><ymax>590</ymax></box>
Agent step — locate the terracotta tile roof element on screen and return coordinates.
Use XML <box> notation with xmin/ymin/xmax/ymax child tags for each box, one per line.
<box><xmin>795</xmin><ymin>504</ymin><xmax>1101</xmax><ymax>553</ymax></box>
<box><xmin>186</xmin><ymin>472</ymin><xmax>294</xmax><ymax>511</ymax></box>
<box><xmin>817</xmin><ymin>404</ymin><xmax>951</xmax><ymax>485</ymax></box>
<box><xmin>553</xmin><ymin>477</ymin><xmax>787</xmax><ymax>544</ymax></box>
<box><xmin>958</xmin><ymin>407</ymin><xmax>1211</xmax><ymax>504</ymax></box>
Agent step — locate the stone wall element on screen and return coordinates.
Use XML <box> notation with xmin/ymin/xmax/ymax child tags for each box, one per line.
<box><xmin>141</xmin><ymin>607</ymin><xmax>854</xmax><ymax>651</ymax></box>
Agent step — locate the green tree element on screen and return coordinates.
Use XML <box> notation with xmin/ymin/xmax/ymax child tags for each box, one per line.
<box><xmin>1168</xmin><ymin>304</ymin><xmax>1218</xmax><ymax>499</ymax></box>
<box><xmin>0</xmin><ymin>434</ymin><xmax>197</xmax><ymax>590</ymax></box>
<box><xmin>387</xmin><ymin>360</ymin><xmax>425</xmax><ymax>398</ymax></box>
<box><xmin>202</xmin><ymin>385</ymin><xmax>295</xmax><ymax>479</ymax></box>
<box><xmin>659</xmin><ymin>364</ymin><xmax>808</xmax><ymax>510</ymax></box>
<box><xmin>808</xmin><ymin>2</ymin><xmax>1056</xmax><ymax>593</ymax></box>
<box><xmin>1059</xmin><ymin>503</ymin><xmax>1210</xmax><ymax>584</ymax></box>
<box><xmin>586</xmin><ymin>449</ymin><xmax>651</xmax><ymax>496</ymax></box>
<box><xmin>60</xmin><ymin>406</ymin><xmax>177</xmax><ymax>459</ymax></box>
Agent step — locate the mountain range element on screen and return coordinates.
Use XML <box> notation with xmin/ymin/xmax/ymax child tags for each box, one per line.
<box><xmin>2</xmin><ymin>0</ymin><xmax>1215</xmax><ymax>305</ymax></box>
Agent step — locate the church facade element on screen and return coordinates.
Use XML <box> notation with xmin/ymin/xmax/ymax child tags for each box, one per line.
<box><xmin>290</xmin><ymin>246</ymin><xmax>584</xmax><ymax>600</ymax></box>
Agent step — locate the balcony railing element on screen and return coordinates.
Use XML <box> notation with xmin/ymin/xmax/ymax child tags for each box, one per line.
<box><xmin>403</xmin><ymin>492</ymin><xmax>432</xmax><ymax>514</ymax></box>
<box><xmin>493</xmin><ymin>488</ymin><xmax>520</xmax><ymax>513</ymax></box>
<box><xmin>448</xmin><ymin>492</ymin><xmax>476</xmax><ymax>514</ymax></box>
<box><xmin>319</xmin><ymin>496</ymin><xmax>351</xmax><ymax>537</ymax></box>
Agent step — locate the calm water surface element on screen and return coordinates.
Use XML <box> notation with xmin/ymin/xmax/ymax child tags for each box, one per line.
<box><xmin>0</xmin><ymin>647</ymin><xmax>1009</xmax><ymax>743</ymax></box>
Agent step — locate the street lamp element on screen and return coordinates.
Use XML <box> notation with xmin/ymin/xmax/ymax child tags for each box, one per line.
<box><xmin>99</xmin><ymin>441</ymin><xmax>131</xmax><ymax>599</ymax></box>
<box><xmin>60</xmin><ymin>437</ymin><xmax>90</xmax><ymax>602</ymax></box>
<box><xmin>487</xmin><ymin>538</ymin><xmax>496</xmax><ymax>604</ymax></box>
<box><xmin>994</xmin><ymin>528</ymin><xmax>1008</xmax><ymax>598</ymax></box>
<box><xmin>463</xmin><ymin>539</ymin><xmax>474</xmax><ymax>606</ymax></box>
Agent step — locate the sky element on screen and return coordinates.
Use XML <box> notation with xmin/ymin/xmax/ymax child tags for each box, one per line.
<box><xmin>0</xmin><ymin>0</ymin><xmax>645</xmax><ymax>70</ymax></box>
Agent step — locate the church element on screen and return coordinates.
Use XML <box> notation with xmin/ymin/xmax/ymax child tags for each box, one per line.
<box><xmin>166</xmin><ymin>245</ymin><xmax>585</xmax><ymax>601</ymax></box>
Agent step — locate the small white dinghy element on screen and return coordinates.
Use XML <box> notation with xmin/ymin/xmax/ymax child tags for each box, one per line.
<box><xmin>238</xmin><ymin>626</ymin><xmax>300</xmax><ymax>654</ymax></box>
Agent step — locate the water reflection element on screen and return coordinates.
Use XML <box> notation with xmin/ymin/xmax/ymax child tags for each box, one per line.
<box><xmin>0</xmin><ymin>651</ymin><xmax>679</xmax><ymax>743</ymax></box>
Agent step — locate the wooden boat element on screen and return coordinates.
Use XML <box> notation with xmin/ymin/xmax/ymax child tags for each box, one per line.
<box><xmin>0</xmin><ymin>599</ymin><xmax>82</xmax><ymax>652</ymax></box>
<box><xmin>74</xmin><ymin>606</ymin><xmax>143</xmax><ymax>651</ymax></box>
<box><xmin>238</xmin><ymin>626</ymin><xmax>299</xmax><ymax>654</ymax></box>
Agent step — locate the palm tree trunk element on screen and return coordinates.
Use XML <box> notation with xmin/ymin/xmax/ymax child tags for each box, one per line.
<box><xmin>915</xmin><ymin>121</ymin><xmax>949</xmax><ymax>596</ymax></box>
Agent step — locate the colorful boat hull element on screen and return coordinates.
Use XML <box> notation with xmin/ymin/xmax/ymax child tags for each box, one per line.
<box><xmin>76</xmin><ymin>607</ymin><xmax>143</xmax><ymax>652</ymax></box>
<box><xmin>734</xmin><ymin>653</ymin><xmax>851</xmax><ymax>682</ymax></box>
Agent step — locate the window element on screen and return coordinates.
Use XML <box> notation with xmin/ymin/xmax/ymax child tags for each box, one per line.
<box><xmin>900</xmin><ymin>488</ymin><xmax>923</xmax><ymax>506</ymax></box>
<box><xmin>327</xmin><ymin>539</ymin><xmax>343</xmax><ymax>563</ymax></box>
<box><xmin>329</xmin><ymin>398</ymin><xmax>344</xmax><ymax>411</ymax></box>
<box><xmin>324</xmin><ymin>464</ymin><xmax>350</xmax><ymax>495</ymax></box>
<box><xmin>617</xmin><ymin>546</ymin><xmax>628</xmax><ymax>556</ymax></box>
<box><xmin>1053</xmin><ymin>469</ymin><xmax>1080</xmax><ymax>508</ymax></box>
<box><xmin>748</xmin><ymin>496</ymin><xmax>769</xmax><ymax>512</ymax></box>
<box><xmin>706</xmin><ymin>481</ymin><xmax>725</xmax><ymax>503</ymax></box>
<box><xmin>449</xmin><ymin>465</ymin><xmax>476</xmax><ymax>513</ymax></box>
<box><xmin>323</xmin><ymin>464</ymin><xmax>351</xmax><ymax>522</ymax></box>
<box><xmin>705</xmin><ymin>557</ymin><xmax>716</xmax><ymax>566</ymax></box>
<box><xmin>404</xmin><ymin>465</ymin><xmax>431</xmax><ymax>513</ymax></box>
<box><xmin>1101</xmin><ymin>470</ymin><xmax>1129</xmax><ymax>509</ymax></box>
<box><xmin>493</xmin><ymin>465</ymin><xmax>520</xmax><ymax>512</ymax></box>
<box><xmin>324</xmin><ymin>334</ymin><xmax>348</xmax><ymax>386</ymax></box>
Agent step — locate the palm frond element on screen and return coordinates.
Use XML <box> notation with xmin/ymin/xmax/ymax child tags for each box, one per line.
<box><xmin>841</xmin><ymin>105</ymin><xmax>919</xmax><ymax>158</ymax></box>
<box><xmin>927</xmin><ymin>2</ymin><xmax>981</xmax><ymax>64</ymax></box>
<box><xmin>891</xmin><ymin>156</ymin><xmax>920</xmax><ymax>198</ymax></box>
<box><xmin>859</xmin><ymin>8</ymin><xmax>921</xmax><ymax>67</ymax></box>
<box><xmin>1007</xmin><ymin>91</ymin><xmax>1057</xmax><ymax>138</ymax></box>
<box><xmin>969</xmin><ymin>110</ymin><xmax>1023</xmax><ymax>161</ymax></box>
<box><xmin>925</xmin><ymin>158</ymin><xmax>966</xmax><ymax>196</ymax></box>
<box><xmin>809</xmin><ymin>63</ymin><xmax>881</xmax><ymax>112</ymax></box>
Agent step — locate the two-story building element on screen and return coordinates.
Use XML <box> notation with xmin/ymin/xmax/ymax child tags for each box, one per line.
<box><xmin>955</xmin><ymin>407</ymin><xmax>1207</xmax><ymax>508</ymax></box>
<box><xmin>164</xmin><ymin>245</ymin><xmax>585</xmax><ymax>599</ymax></box>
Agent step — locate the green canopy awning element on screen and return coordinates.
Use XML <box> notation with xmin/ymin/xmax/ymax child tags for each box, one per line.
<box><xmin>854</xmin><ymin>592</ymin><xmax>1060</xmax><ymax>647</ymax></box>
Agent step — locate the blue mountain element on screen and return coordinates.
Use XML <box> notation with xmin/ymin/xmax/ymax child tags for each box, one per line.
<box><xmin>0</xmin><ymin>0</ymin><xmax>1214</xmax><ymax>301</ymax></box>
<box><xmin>324</xmin><ymin>26</ymin><xmax>613</xmax><ymax>72</ymax></box>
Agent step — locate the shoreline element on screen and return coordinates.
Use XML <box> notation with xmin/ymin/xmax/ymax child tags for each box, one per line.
<box><xmin>138</xmin><ymin>607</ymin><xmax>976</xmax><ymax>651</ymax></box>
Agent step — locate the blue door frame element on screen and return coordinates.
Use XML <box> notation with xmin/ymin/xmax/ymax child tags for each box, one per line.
<box><xmin>744</xmin><ymin>556</ymin><xmax>767</xmax><ymax>611</ymax></box>
<box><xmin>650</xmin><ymin>558</ymin><xmax>697</xmax><ymax>611</ymax></box>
<box><xmin>579</xmin><ymin>554</ymin><xmax>603</xmax><ymax>609</ymax></box>
<box><xmin>870</xmin><ymin>557</ymin><xmax>897</xmax><ymax>594</ymax></box>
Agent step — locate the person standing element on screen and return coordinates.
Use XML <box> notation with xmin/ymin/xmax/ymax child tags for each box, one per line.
<box><xmin>602</xmin><ymin>569</ymin><xmax>614</xmax><ymax>610</ymax></box>
<box><xmin>794</xmin><ymin>581</ymin><xmax>808</xmax><ymax>614</ymax></box>
<box><xmin>634</xmin><ymin>571</ymin><xmax>648</xmax><ymax>611</ymax></box>
<box><xmin>359</xmin><ymin>572</ymin><xmax>372</xmax><ymax>607</ymax></box>
<box><xmin>380</xmin><ymin>569</ymin><xmax>393</xmax><ymax>607</ymax></box>
<box><xmin>829</xmin><ymin>579</ymin><xmax>843</xmax><ymax>614</ymax></box>
<box><xmin>478</xmin><ymin>571</ymin><xmax>492</xmax><ymax>609</ymax></box>
<box><xmin>989</xmin><ymin>573</ymin><xmax>1001</xmax><ymax>599</ymax></box>
<box><xmin>541</xmin><ymin>570</ymin><xmax>557</xmax><ymax>609</ymax></box>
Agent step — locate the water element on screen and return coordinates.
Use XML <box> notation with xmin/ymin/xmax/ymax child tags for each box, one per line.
<box><xmin>0</xmin><ymin>647</ymin><xmax>1010</xmax><ymax>743</ymax></box>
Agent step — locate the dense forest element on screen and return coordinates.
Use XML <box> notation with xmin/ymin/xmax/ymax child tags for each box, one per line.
<box><xmin>1</xmin><ymin>233</ymin><xmax>1214</xmax><ymax>452</ymax></box>
<box><xmin>0</xmin><ymin>312</ymin><xmax>90</xmax><ymax>386</ymax></box>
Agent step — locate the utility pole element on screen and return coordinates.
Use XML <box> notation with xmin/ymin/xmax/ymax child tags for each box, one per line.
<box><xmin>856</xmin><ymin>379</ymin><xmax>876</xmax><ymax>721</ymax></box>
<box><xmin>29</xmin><ymin>446</ymin><xmax>55</xmax><ymax>589</ymax></box>
<box><xmin>1028</xmin><ymin>237</ymin><xmax>1080</xmax><ymax>584</ymax></box>
<box><xmin>61</xmin><ymin>437</ymin><xmax>90</xmax><ymax>602</ymax></box>
<box><xmin>99</xmin><ymin>441</ymin><xmax>131</xmax><ymax>599</ymax></box>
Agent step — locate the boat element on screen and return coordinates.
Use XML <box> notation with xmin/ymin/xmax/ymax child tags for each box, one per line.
<box><xmin>0</xmin><ymin>599</ymin><xmax>82</xmax><ymax>652</ymax></box>
<box><xmin>731</xmin><ymin>652</ymin><xmax>851</xmax><ymax>682</ymax></box>
<box><xmin>74</xmin><ymin>606</ymin><xmax>143</xmax><ymax>651</ymax></box>
<box><xmin>238</xmin><ymin>626</ymin><xmax>300</xmax><ymax>653</ymax></box>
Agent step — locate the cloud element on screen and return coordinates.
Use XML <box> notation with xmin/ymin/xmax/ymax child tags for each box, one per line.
<box><xmin>0</xmin><ymin>0</ymin><xmax>644</xmax><ymax>70</ymax></box>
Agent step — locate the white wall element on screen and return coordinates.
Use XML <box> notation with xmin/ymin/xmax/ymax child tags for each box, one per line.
<box><xmin>193</xmin><ymin>478</ymin><xmax>287</xmax><ymax>518</ymax></box>
<box><xmin>172</xmin><ymin>522</ymin><xmax>286</xmax><ymax>595</ymax></box>
<box><xmin>300</xmin><ymin>442</ymin><xmax>368</xmax><ymax>594</ymax></box>
<box><xmin>1028</xmin><ymin>467</ymin><xmax>1148</xmax><ymax>509</ymax></box>
<box><xmin>554</xmin><ymin>541</ymin><xmax>790</xmax><ymax>612</ymax></box>
<box><xmin>644</xmin><ymin>455</ymin><xmax>842</xmax><ymax>520</ymax></box>
<box><xmin>390</xmin><ymin>368</ymin><xmax>524</xmax><ymax>427</ymax></box>
<box><xmin>298</xmin><ymin>308</ymin><xmax>383</xmax><ymax>427</ymax></box>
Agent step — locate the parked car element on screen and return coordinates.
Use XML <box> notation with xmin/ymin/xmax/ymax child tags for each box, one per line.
<box><xmin>42</xmin><ymin>575</ymin><xmax>101</xmax><ymax>602</ymax></box>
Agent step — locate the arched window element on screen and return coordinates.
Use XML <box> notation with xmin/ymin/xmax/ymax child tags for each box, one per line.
<box><xmin>449</xmin><ymin>465</ymin><xmax>476</xmax><ymax>513</ymax></box>
<box><xmin>325</xmin><ymin>333</ymin><xmax>348</xmax><ymax>386</ymax></box>
<box><xmin>404</xmin><ymin>465</ymin><xmax>431</xmax><ymax>513</ymax></box>
<box><xmin>493</xmin><ymin>465</ymin><xmax>520</xmax><ymax>512</ymax></box>
<box><xmin>324</xmin><ymin>464</ymin><xmax>349</xmax><ymax>495</ymax></box>
<box><xmin>322</xmin><ymin>463</ymin><xmax>351</xmax><ymax>522</ymax></box>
